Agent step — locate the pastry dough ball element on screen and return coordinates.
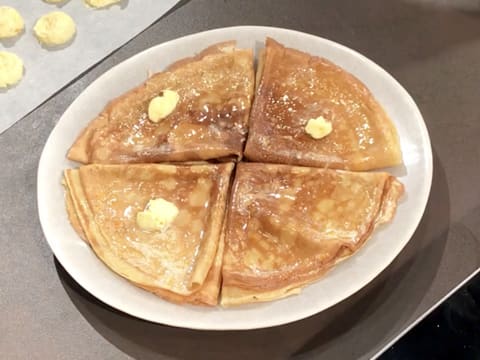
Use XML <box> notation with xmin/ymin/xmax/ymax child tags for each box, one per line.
<box><xmin>34</xmin><ymin>11</ymin><xmax>76</xmax><ymax>46</ymax></box>
<box><xmin>85</xmin><ymin>0</ymin><xmax>121</xmax><ymax>9</ymax></box>
<box><xmin>0</xmin><ymin>6</ymin><xmax>24</xmax><ymax>39</ymax></box>
<box><xmin>0</xmin><ymin>51</ymin><xmax>24</xmax><ymax>88</ymax></box>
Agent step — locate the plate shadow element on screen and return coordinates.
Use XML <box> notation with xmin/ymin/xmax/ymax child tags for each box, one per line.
<box><xmin>55</xmin><ymin>149</ymin><xmax>449</xmax><ymax>360</ymax></box>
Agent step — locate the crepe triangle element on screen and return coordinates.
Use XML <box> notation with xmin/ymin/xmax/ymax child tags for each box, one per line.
<box><xmin>64</xmin><ymin>163</ymin><xmax>234</xmax><ymax>305</ymax></box>
<box><xmin>221</xmin><ymin>163</ymin><xmax>403</xmax><ymax>305</ymax></box>
<box><xmin>68</xmin><ymin>41</ymin><xmax>254</xmax><ymax>164</ymax></box>
<box><xmin>245</xmin><ymin>38</ymin><xmax>402</xmax><ymax>171</ymax></box>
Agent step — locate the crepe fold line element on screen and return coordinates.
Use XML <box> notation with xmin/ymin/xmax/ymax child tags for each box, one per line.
<box><xmin>67</xmin><ymin>41</ymin><xmax>254</xmax><ymax>164</ymax></box>
<box><xmin>134</xmin><ymin>222</ymin><xmax>226</xmax><ymax>306</ymax></box>
<box><xmin>221</xmin><ymin>163</ymin><xmax>404</xmax><ymax>306</ymax></box>
<box><xmin>64</xmin><ymin>163</ymin><xmax>234</xmax><ymax>305</ymax></box>
<box><xmin>244</xmin><ymin>38</ymin><xmax>403</xmax><ymax>171</ymax></box>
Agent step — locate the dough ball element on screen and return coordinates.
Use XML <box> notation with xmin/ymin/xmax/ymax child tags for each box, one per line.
<box><xmin>84</xmin><ymin>0</ymin><xmax>121</xmax><ymax>9</ymax></box>
<box><xmin>0</xmin><ymin>51</ymin><xmax>24</xmax><ymax>88</ymax></box>
<box><xmin>0</xmin><ymin>6</ymin><xmax>24</xmax><ymax>39</ymax></box>
<box><xmin>34</xmin><ymin>11</ymin><xmax>76</xmax><ymax>46</ymax></box>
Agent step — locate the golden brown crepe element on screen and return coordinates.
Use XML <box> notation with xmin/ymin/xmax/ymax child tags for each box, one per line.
<box><xmin>244</xmin><ymin>38</ymin><xmax>402</xmax><ymax>171</ymax></box>
<box><xmin>221</xmin><ymin>163</ymin><xmax>403</xmax><ymax>306</ymax></box>
<box><xmin>68</xmin><ymin>42</ymin><xmax>254</xmax><ymax>164</ymax></box>
<box><xmin>64</xmin><ymin>163</ymin><xmax>234</xmax><ymax>305</ymax></box>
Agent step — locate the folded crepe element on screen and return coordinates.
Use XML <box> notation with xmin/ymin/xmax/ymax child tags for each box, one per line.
<box><xmin>68</xmin><ymin>41</ymin><xmax>254</xmax><ymax>164</ymax></box>
<box><xmin>64</xmin><ymin>163</ymin><xmax>234</xmax><ymax>305</ymax></box>
<box><xmin>221</xmin><ymin>163</ymin><xmax>403</xmax><ymax>306</ymax></box>
<box><xmin>134</xmin><ymin>222</ymin><xmax>226</xmax><ymax>306</ymax></box>
<box><xmin>244</xmin><ymin>38</ymin><xmax>402</xmax><ymax>171</ymax></box>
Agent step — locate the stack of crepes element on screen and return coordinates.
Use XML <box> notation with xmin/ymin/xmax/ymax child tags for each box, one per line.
<box><xmin>64</xmin><ymin>163</ymin><xmax>233</xmax><ymax>305</ymax></box>
<box><xmin>63</xmin><ymin>39</ymin><xmax>404</xmax><ymax>306</ymax></box>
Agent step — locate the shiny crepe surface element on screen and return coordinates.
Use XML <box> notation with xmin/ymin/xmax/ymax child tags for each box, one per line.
<box><xmin>68</xmin><ymin>42</ymin><xmax>254</xmax><ymax>164</ymax></box>
<box><xmin>221</xmin><ymin>163</ymin><xmax>403</xmax><ymax>305</ymax></box>
<box><xmin>135</xmin><ymin>226</ymin><xmax>226</xmax><ymax>306</ymax></box>
<box><xmin>64</xmin><ymin>163</ymin><xmax>233</xmax><ymax>304</ymax></box>
<box><xmin>244</xmin><ymin>38</ymin><xmax>402</xmax><ymax>171</ymax></box>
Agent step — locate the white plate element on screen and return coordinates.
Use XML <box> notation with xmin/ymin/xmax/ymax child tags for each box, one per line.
<box><xmin>37</xmin><ymin>26</ymin><xmax>432</xmax><ymax>330</ymax></box>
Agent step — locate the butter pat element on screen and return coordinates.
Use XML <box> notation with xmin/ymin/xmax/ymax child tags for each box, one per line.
<box><xmin>0</xmin><ymin>51</ymin><xmax>23</xmax><ymax>88</ymax></box>
<box><xmin>305</xmin><ymin>116</ymin><xmax>332</xmax><ymax>139</ymax></box>
<box><xmin>136</xmin><ymin>198</ymin><xmax>179</xmax><ymax>231</ymax></box>
<box><xmin>148</xmin><ymin>90</ymin><xmax>179</xmax><ymax>123</ymax></box>
<box><xmin>0</xmin><ymin>6</ymin><xmax>24</xmax><ymax>39</ymax></box>
<box><xmin>84</xmin><ymin>0</ymin><xmax>122</xmax><ymax>8</ymax></box>
<box><xmin>34</xmin><ymin>11</ymin><xmax>76</xmax><ymax>46</ymax></box>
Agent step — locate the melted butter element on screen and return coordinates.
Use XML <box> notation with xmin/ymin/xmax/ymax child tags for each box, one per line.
<box><xmin>305</xmin><ymin>116</ymin><xmax>332</xmax><ymax>139</ymax></box>
<box><xmin>136</xmin><ymin>198</ymin><xmax>179</xmax><ymax>231</ymax></box>
<box><xmin>147</xmin><ymin>90</ymin><xmax>180</xmax><ymax>123</ymax></box>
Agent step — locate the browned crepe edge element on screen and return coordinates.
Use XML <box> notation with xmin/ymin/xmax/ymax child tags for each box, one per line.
<box><xmin>255</xmin><ymin>48</ymin><xmax>266</xmax><ymax>92</ymax></box>
<box><xmin>221</xmin><ymin>264</ymin><xmax>335</xmax><ymax>307</ymax></box>
<box><xmin>67</xmin><ymin>114</ymin><xmax>108</xmax><ymax>164</ymax></box>
<box><xmin>64</xmin><ymin>182</ymin><xmax>87</xmax><ymax>243</ymax></box>
<box><xmin>189</xmin><ymin>162</ymin><xmax>234</xmax><ymax>288</ymax></box>
<box><xmin>165</xmin><ymin>41</ymin><xmax>236</xmax><ymax>72</ymax></box>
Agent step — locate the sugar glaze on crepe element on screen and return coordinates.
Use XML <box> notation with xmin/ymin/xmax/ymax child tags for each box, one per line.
<box><xmin>64</xmin><ymin>163</ymin><xmax>234</xmax><ymax>305</ymax></box>
<box><xmin>221</xmin><ymin>163</ymin><xmax>403</xmax><ymax>306</ymax></box>
<box><xmin>245</xmin><ymin>38</ymin><xmax>402</xmax><ymax>171</ymax></box>
<box><xmin>68</xmin><ymin>42</ymin><xmax>254</xmax><ymax>164</ymax></box>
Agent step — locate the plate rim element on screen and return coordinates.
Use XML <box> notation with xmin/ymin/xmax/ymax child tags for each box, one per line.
<box><xmin>37</xmin><ymin>25</ymin><xmax>433</xmax><ymax>330</ymax></box>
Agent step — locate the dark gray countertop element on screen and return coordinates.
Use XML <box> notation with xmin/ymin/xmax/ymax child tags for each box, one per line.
<box><xmin>1</xmin><ymin>0</ymin><xmax>480</xmax><ymax>359</ymax></box>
